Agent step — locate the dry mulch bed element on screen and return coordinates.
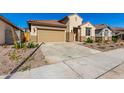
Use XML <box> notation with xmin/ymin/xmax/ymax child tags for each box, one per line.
<box><xmin>0</xmin><ymin>45</ymin><xmax>48</xmax><ymax>76</ymax></box>
<box><xmin>78</xmin><ymin>41</ymin><xmax>124</xmax><ymax>52</ymax></box>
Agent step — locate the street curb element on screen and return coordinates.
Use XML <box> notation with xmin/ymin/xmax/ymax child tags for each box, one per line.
<box><xmin>4</xmin><ymin>42</ymin><xmax>44</xmax><ymax>79</ymax></box>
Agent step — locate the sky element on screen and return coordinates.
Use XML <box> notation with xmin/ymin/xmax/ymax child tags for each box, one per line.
<box><xmin>1</xmin><ymin>13</ymin><xmax>124</xmax><ymax>28</ymax></box>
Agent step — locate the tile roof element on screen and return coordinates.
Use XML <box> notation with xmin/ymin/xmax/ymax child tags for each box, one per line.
<box><xmin>28</xmin><ymin>20</ymin><xmax>66</xmax><ymax>28</ymax></box>
<box><xmin>95</xmin><ymin>24</ymin><xmax>109</xmax><ymax>30</ymax></box>
<box><xmin>112</xmin><ymin>27</ymin><xmax>124</xmax><ymax>32</ymax></box>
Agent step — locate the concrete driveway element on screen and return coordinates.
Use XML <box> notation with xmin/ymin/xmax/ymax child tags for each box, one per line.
<box><xmin>40</xmin><ymin>42</ymin><xmax>101</xmax><ymax>63</ymax></box>
<box><xmin>2</xmin><ymin>42</ymin><xmax>124</xmax><ymax>79</ymax></box>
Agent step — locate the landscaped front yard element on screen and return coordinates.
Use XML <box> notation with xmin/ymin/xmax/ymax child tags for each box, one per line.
<box><xmin>79</xmin><ymin>41</ymin><xmax>124</xmax><ymax>52</ymax></box>
<box><xmin>0</xmin><ymin>43</ymin><xmax>47</xmax><ymax>76</ymax></box>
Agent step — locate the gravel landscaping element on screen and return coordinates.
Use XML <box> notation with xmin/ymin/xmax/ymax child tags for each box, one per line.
<box><xmin>0</xmin><ymin>44</ymin><xmax>47</xmax><ymax>76</ymax></box>
<box><xmin>78</xmin><ymin>41</ymin><xmax>124</xmax><ymax>52</ymax></box>
<box><xmin>18</xmin><ymin>47</ymin><xmax>49</xmax><ymax>72</ymax></box>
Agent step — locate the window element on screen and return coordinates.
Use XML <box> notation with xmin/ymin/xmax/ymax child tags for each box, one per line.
<box><xmin>86</xmin><ymin>27</ymin><xmax>91</xmax><ymax>36</ymax></box>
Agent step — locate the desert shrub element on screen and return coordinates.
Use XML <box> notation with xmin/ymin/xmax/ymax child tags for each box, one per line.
<box><xmin>13</xmin><ymin>42</ymin><xmax>26</xmax><ymax>49</ymax></box>
<box><xmin>9</xmin><ymin>50</ymin><xmax>19</xmax><ymax>61</ymax></box>
<box><xmin>98</xmin><ymin>46</ymin><xmax>106</xmax><ymax>49</ymax></box>
<box><xmin>27</xmin><ymin>42</ymin><xmax>38</xmax><ymax>48</ymax></box>
<box><xmin>97</xmin><ymin>43</ymin><xmax>101</xmax><ymax>46</ymax></box>
<box><xmin>109</xmin><ymin>45</ymin><xmax>115</xmax><ymax>48</ymax></box>
<box><xmin>85</xmin><ymin>37</ymin><xmax>93</xmax><ymax>43</ymax></box>
<box><xmin>112</xmin><ymin>36</ymin><xmax>118</xmax><ymax>43</ymax></box>
<box><xmin>2</xmin><ymin>44</ymin><xmax>7</xmax><ymax>48</ymax></box>
<box><xmin>120</xmin><ymin>43</ymin><xmax>124</xmax><ymax>46</ymax></box>
<box><xmin>103</xmin><ymin>40</ymin><xmax>109</xmax><ymax>44</ymax></box>
<box><xmin>95</xmin><ymin>38</ymin><xmax>102</xmax><ymax>43</ymax></box>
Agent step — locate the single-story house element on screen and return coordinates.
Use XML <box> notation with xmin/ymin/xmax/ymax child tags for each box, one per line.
<box><xmin>112</xmin><ymin>27</ymin><xmax>124</xmax><ymax>40</ymax></box>
<box><xmin>95</xmin><ymin>24</ymin><xmax>113</xmax><ymax>41</ymax></box>
<box><xmin>28</xmin><ymin>13</ymin><xmax>96</xmax><ymax>42</ymax></box>
<box><xmin>0</xmin><ymin>16</ymin><xmax>24</xmax><ymax>45</ymax></box>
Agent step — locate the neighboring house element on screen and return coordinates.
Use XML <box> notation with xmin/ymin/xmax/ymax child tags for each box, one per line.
<box><xmin>0</xmin><ymin>16</ymin><xmax>23</xmax><ymax>45</ymax></box>
<box><xmin>112</xmin><ymin>27</ymin><xmax>124</xmax><ymax>40</ymax></box>
<box><xmin>95</xmin><ymin>24</ymin><xmax>113</xmax><ymax>41</ymax></box>
<box><xmin>28</xmin><ymin>13</ymin><xmax>95</xmax><ymax>42</ymax></box>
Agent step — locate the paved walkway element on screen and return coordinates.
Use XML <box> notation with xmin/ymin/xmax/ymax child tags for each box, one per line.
<box><xmin>1</xmin><ymin>43</ymin><xmax>124</xmax><ymax>79</ymax></box>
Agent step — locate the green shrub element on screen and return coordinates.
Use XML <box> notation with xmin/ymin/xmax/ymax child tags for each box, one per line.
<box><xmin>13</xmin><ymin>42</ymin><xmax>38</xmax><ymax>49</ymax></box>
<box><xmin>112</xmin><ymin>36</ymin><xmax>118</xmax><ymax>43</ymax></box>
<box><xmin>85</xmin><ymin>37</ymin><xmax>93</xmax><ymax>43</ymax></box>
<box><xmin>13</xmin><ymin>42</ymin><xmax>26</xmax><ymax>49</ymax></box>
<box><xmin>27</xmin><ymin>42</ymin><xmax>38</xmax><ymax>48</ymax></box>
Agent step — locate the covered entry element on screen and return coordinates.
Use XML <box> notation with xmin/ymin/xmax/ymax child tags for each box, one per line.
<box><xmin>37</xmin><ymin>29</ymin><xmax>65</xmax><ymax>42</ymax></box>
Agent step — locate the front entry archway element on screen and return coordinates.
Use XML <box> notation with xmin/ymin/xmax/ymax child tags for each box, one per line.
<box><xmin>73</xmin><ymin>28</ymin><xmax>78</xmax><ymax>42</ymax></box>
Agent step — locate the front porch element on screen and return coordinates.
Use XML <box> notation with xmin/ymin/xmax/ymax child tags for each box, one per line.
<box><xmin>66</xmin><ymin>27</ymin><xmax>82</xmax><ymax>42</ymax></box>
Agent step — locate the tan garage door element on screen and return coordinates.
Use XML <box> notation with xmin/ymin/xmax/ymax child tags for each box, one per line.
<box><xmin>37</xmin><ymin>29</ymin><xmax>65</xmax><ymax>42</ymax></box>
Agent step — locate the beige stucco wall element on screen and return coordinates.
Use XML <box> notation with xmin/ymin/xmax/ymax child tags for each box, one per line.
<box><xmin>30</xmin><ymin>36</ymin><xmax>37</xmax><ymax>42</ymax></box>
<box><xmin>67</xmin><ymin>14</ymin><xmax>83</xmax><ymax>32</ymax></box>
<box><xmin>0</xmin><ymin>20</ymin><xmax>18</xmax><ymax>44</ymax></box>
<box><xmin>80</xmin><ymin>22</ymin><xmax>95</xmax><ymax>41</ymax></box>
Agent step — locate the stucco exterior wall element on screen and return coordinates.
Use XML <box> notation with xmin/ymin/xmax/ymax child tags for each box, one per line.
<box><xmin>80</xmin><ymin>22</ymin><xmax>95</xmax><ymax>41</ymax></box>
<box><xmin>67</xmin><ymin>14</ymin><xmax>83</xmax><ymax>32</ymax></box>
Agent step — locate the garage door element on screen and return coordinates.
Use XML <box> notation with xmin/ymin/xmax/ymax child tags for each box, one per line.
<box><xmin>37</xmin><ymin>29</ymin><xmax>65</xmax><ymax>42</ymax></box>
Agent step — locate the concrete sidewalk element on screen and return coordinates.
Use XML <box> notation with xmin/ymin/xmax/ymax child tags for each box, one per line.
<box><xmin>7</xmin><ymin>48</ymin><xmax>124</xmax><ymax>79</ymax></box>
